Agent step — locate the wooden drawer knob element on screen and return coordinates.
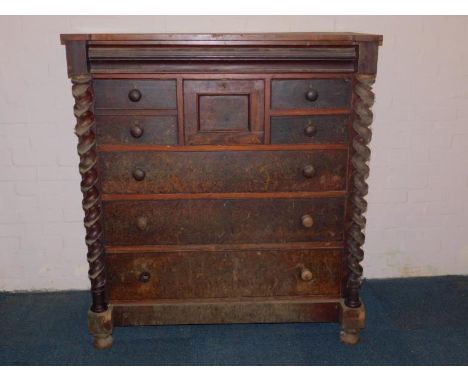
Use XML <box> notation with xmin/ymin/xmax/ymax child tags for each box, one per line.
<box><xmin>132</xmin><ymin>168</ymin><xmax>146</xmax><ymax>181</ymax></box>
<box><xmin>301</xmin><ymin>268</ymin><xmax>314</xmax><ymax>281</ymax></box>
<box><xmin>304</xmin><ymin>123</ymin><xmax>317</xmax><ymax>137</ymax></box>
<box><xmin>136</xmin><ymin>216</ymin><xmax>148</xmax><ymax>231</ymax></box>
<box><xmin>302</xmin><ymin>165</ymin><xmax>316</xmax><ymax>178</ymax></box>
<box><xmin>130</xmin><ymin>122</ymin><xmax>144</xmax><ymax>138</ymax></box>
<box><xmin>305</xmin><ymin>89</ymin><xmax>319</xmax><ymax>102</ymax></box>
<box><xmin>139</xmin><ymin>271</ymin><xmax>151</xmax><ymax>283</ymax></box>
<box><xmin>128</xmin><ymin>88</ymin><xmax>142</xmax><ymax>102</ymax></box>
<box><xmin>301</xmin><ymin>214</ymin><xmax>314</xmax><ymax>228</ymax></box>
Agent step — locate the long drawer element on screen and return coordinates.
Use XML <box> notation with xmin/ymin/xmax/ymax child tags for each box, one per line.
<box><xmin>99</xmin><ymin>150</ymin><xmax>347</xmax><ymax>194</ymax></box>
<box><xmin>103</xmin><ymin>197</ymin><xmax>345</xmax><ymax>246</ymax></box>
<box><xmin>107</xmin><ymin>249</ymin><xmax>342</xmax><ymax>300</ymax></box>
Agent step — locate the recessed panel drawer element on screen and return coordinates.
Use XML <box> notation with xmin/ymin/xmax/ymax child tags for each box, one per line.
<box><xmin>271</xmin><ymin>115</ymin><xmax>349</xmax><ymax>144</ymax></box>
<box><xmin>99</xmin><ymin>150</ymin><xmax>347</xmax><ymax>194</ymax></box>
<box><xmin>94</xmin><ymin>80</ymin><xmax>177</xmax><ymax>110</ymax></box>
<box><xmin>184</xmin><ymin>79</ymin><xmax>264</xmax><ymax>145</ymax></box>
<box><xmin>96</xmin><ymin>115</ymin><xmax>178</xmax><ymax>145</ymax></box>
<box><xmin>271</xmin><ymin>79</ymin><xmax>352</xmax><ymax>109</ymax></box>
<box><xmin>107</xmin><ymin>249</ymin><xmax>342</xmax><ymax>300</ymax></box>
<box><xmin>103</xmin><ymin>197</ymin><xmax>345</xmax><ymax>246</ymax></box>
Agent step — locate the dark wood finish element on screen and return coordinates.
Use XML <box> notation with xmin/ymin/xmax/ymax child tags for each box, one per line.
<box><xmin>98</xmin><ymin>143</ymin><xmax>348</xmax><ymax>152</ymax></box>
<box><xmin>112</xmin><ymin>298</ymin><xmax>340</xmax><ymax>326</ymax></box>
<box><xmin>184</xmin><ymin>80</ymin><xmax>264</xmax><ymax>144</ymax></box>
<box><xmin>94</xmin><ymin>80</ymin><xmax>177</xmax><ymax>110</ymax></box>
<box><xmin>271</xmin><ymin>115</ymin><xmax>349</xmax><ymax>144</ymax></box>
<box><xmin>103</xmin><ymin>198</ymin><xmax>345</xmax><ymax>246</ymax></box>
<box><xmin>107</xmin><ymin>249</ymin><xmax>342</xmax><ymax>300</ymax></box>
<box><xmin>61</xmin><ymin>32</ymin><xmax>383</xmax><ymax>45</ymax></box>
<box><xmin>99</xmin><ymin>150</ymin><xmax>347</xmax><ymax>194</ymax></box>
<box><xmin>61</xmin><ymin>32</ymin><xmax>381</xmax><ymax>348</ymax></box>
<box><xmin>271</xmin><ymin>79</ymin><xmax>352</xmax><ymax>109</ymax></box>
<box><xmin>96</xmin><ymin>115</ymin><xmax>178</xmax><ymax>145</ymax></box>
<box><xmin>345</xmin><ymin>74</ymin><xmax>376</xmax><ymax>308</ymax></box>
<box><xmin>106</xmin><ymin>241</ymin><xmax>344</xmax><ymax>254</ymax></box>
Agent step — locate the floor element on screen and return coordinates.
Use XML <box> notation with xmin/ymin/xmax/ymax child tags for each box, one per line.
<box><xmin>0</xmin><ymin>275</ymin><xmax>467</xmax><ymax>365</ymax></box>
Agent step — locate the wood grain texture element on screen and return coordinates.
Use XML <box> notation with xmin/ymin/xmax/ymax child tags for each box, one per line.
<box><xmin>61</xmin><ymin>33</ymin><xmax>381</xmax><ymax>346</ymax></box>
<box><xmin>112</xmin><ymin>298</ymin><xmax>341</xmax><ymax>326</ymax></box>
<box><xmin>103</xmin><ymin>197</ymin><xmax>345</xmax><ymax>246</ymax></box>
<box><xmin>107</xmin><ymin>249</ymin><xmax>342</xmax><ymax>300</ymax></box>
<box><xmin>184</xmin><ymin>79</ymin><xmax>264</xmax><ymax>145</ymax></box>
<box><xmin>71</xmin><ymin>75</ymin><xmax>107</xmax><ymax>313</ymax></box>
<box><xmin>345</xmin><ymin>74</ymin><xmax>376</xmax><ymax>308</ymax></box>
<box><xmin>271</xmin><ymin>78</ymin><xmax>352</xmax><ymax>109</ymax></box>
<box><xmin>98</xmin><ymin>150</ymin><xmax>347</xmax><ymax>194</ymax></box>
<box><xmin>271</xmin><ymin>115</ymin><xmax>349</xmax><ymax>144</ymax></box>
<box><xmin>95</xmin><ymin>115</ymin><xmax>178</xmax><ymax>145</ymax></box>
<box><xmin>94</xmin><ymin>79</ymin><xmax>177</xmax><ymax>110</ymax></box>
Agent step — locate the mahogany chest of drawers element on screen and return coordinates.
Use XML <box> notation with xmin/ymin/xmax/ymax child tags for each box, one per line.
<box><xmin>61</xmin><ymin>33</ymin><xmax>382</xmax><ymax>349</ymax></box>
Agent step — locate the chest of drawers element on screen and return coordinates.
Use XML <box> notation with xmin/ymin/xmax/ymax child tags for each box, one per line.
<box><xmin>61</xmin><ymin>33</ymin><xmax>382</xmax><ymax>349</ymax></box>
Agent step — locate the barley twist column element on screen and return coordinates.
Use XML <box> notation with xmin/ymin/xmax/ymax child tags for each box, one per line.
<box><xmin>71</xmin><ymin>75</ymin><xmax>107</xmax><ymax>313</ymax></box>
<box><xmin>345</xmin><ymin>74</ymin><xmax>376</xmax><ymax>308</ymax></box>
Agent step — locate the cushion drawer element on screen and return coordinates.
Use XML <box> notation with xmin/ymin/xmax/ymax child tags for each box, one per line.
<box><xmin>99</xmin><ymin>150</ymin><xmax>347</xmax><ymax>194</ymax></box>
<box><xmin>271</xmin><ymin>79</ymin><xmax>352</xmax><ymax>109</ymax></box>
<box><xmin>107</xmin><ymin>249</ymin><xmax>342</xmax><ymax>300</ymax></box>
<box><xmin>96</xmin><ymin>115</ymin><xmax>178</xmax><ymax>145</ymax></box>
<box><xmin>103</xmin><ymin>198</ymin><xmax>345</xmax><ymax>246</ymax></box>
<box><xmin>271</xmin><ymin>115</ymin><xmax>349</xmax><ymax>144</ymax></box>
<box><xmin>94</xmin><ymin>79</ymin><xmax>177</xmax><ymax>110</ymax></box>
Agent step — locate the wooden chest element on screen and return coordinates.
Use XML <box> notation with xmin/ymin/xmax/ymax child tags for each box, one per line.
<box><xmin>61</xmin><ymin>33</ymin><xmax>382</xmax><ymax>348</ymax></box>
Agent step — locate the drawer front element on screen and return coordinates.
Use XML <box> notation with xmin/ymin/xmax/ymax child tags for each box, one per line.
<box><xmin>271</xmin><ymin>79</ymin><xmax>352</xmax><ymax>109</ymax></box>
<box><xmin>271</xmin><ymin>115</ymin><xmax>349</xmax><ymax>144</ymax></box>
<box><xmin>96</xmin><ymin>115</ymin><xmax>178</xmax><ymax>145</ymax></box>
<box><xmin>184</xmin><ymin>80</ymin><xmax>264</xmax><ymax>145</ymax></box>
<box><xmin>94</xmin><ymin>80</ymin><xmax>177</xmax><ymax>110</ymax></box>
<box><xmin>103</xmin><ymin>198</ymin><xmax>345</xmax><ymax>245</ymax></box>
<box><xmin>107</xmin><ymin>249</ymin><xmax>342</xmax><ymax>300</ymax></box>
<box><xmin>99</xmin><ymin>150</ymin><xmax>347</xmax><ymax>194</ymax></box>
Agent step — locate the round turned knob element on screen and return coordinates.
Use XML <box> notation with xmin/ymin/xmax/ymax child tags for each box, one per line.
<box><xmin>305</xmin><ymin>89</ymin><xmax>319</xmax><ymax>102</ymax></box>
<box><xmin>139</xmin><ymin>271</ymin><xmax>151</xmax><ymax>283</ymax></box>
<box><xmin>132</xmin><ymin>168</ymin><xmax>146</xmax><ymax>181</ymax></box>
<box><xmin>302</xmin><ymin>165</ymin><xmax>316</xmax><ymax>178</ymax></box>
<box><xmin>301</xmin><ymin>214</ymin><xmax>314</xmax><ymax>228</ymax></box>
<box><xmin>136</xmin><ymin>216</ymin><xmax>148</xmax><ymax>231</ymax></box>
<box><xmin>301</xmin><ymin>268</ymin><xmax>313</xmax><ymax>282</ymax></box>
<box><xmin>130</xmin><ymin>122</ymin><xmax>144</xmax><ymax>138</ymax></box>
<box><xmin>128</xmin><ymin>89</ymin><xmax>142</xmax><ymax>102</ymax></box>
<box><xmin>304</xmin><ymin>123</ymin><xmax>317</xmax><ymax>137</ymax></box>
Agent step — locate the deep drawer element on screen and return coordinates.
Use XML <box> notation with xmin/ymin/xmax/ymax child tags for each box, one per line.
<box><xmin>107</xmin><ymin>249</ymin><xmax>342</xmax><ymax>300</ymax></box>
<box><xmin>94</xmin><ymin>80</ymin><xmax>177</xmax><ymax>109</ymax></box>
<box><xmin>103</xmin><ymin>197</ymin><xmax>345</xmax><ymax>246</ymax></box>
<box><xmin>99</xmin><ymin>150</ymin><xmax>347</xmax><ymax>194</ymax></box>
<box><xmin>96</xmin><ymin>115</ymin><xmax>178</xmax><ymax>145</ymax></box>
<box><xmin>271</xmin><ymin>115</ymin><xmax>349</xmax><ymax>144</ymax></box>
<box><xmin>271</xmin><ymin>79</ymin><xmax>352</xmax><ymax>109</ymax></box>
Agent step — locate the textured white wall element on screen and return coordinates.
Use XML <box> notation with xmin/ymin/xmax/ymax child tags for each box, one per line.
<box><xmin>0</xmin><ymin>16</ymin><xmax>467</xmax><ymax>291</ymax></box>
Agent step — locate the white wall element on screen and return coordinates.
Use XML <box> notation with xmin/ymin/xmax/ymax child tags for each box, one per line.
<box><xmin>0</xmin><ymin>16</ymin><xmax>467</xmax><ymax>291</ymax></box>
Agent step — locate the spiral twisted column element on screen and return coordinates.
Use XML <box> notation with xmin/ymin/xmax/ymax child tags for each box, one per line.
<box><xmin>71</xmin><ymin>75</ymin><xmax>107</xmax><ymax>313</ymax></box>
<box><xmin>345</xmin><ymin>74</ymin><xmax>376</xmax><ymax>308</ymax></box>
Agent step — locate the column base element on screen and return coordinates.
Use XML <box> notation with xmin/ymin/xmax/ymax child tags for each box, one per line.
<box><xmin>339</xmin><ymin>299</ymin><xmax>365</xmax><ymax>345</ymax></box>
<box><xmin>88</xmin><ymin>306</ymin><xmax>113</xmax><ymax>349</ymax></box>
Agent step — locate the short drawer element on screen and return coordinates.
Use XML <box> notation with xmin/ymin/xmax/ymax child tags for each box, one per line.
<box><xmin>103</xmin><ymin>197</ymin><xmax>345</xmax><ymax>246</ymax></box>
<box><xmin>99</xmin><ymin>150</ymin><xmax>347</xmax><ymax>194</ymax></box>
<box><xmin>271</xmin><ymin>79</ymin><xmax>352</xmax><ymax>109</ymax></box>
<box><xmin>96</xmin><ymin>115</ymin><xmax>178</xmax><ymax>145</ymax></box>
<box><xmin>107</xmin><ymin>249</ymin><xmax>342</xmax><ymax>300</ymax></box>
<box><xmin>94</xmin><ymin>80</ymin><xmax>177</xmax><ymax>109</ymax></box>
<box><xmin>271</xmin><ymin>115</ymin><xmax>349</xmax><ymax>144</ymax></box>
